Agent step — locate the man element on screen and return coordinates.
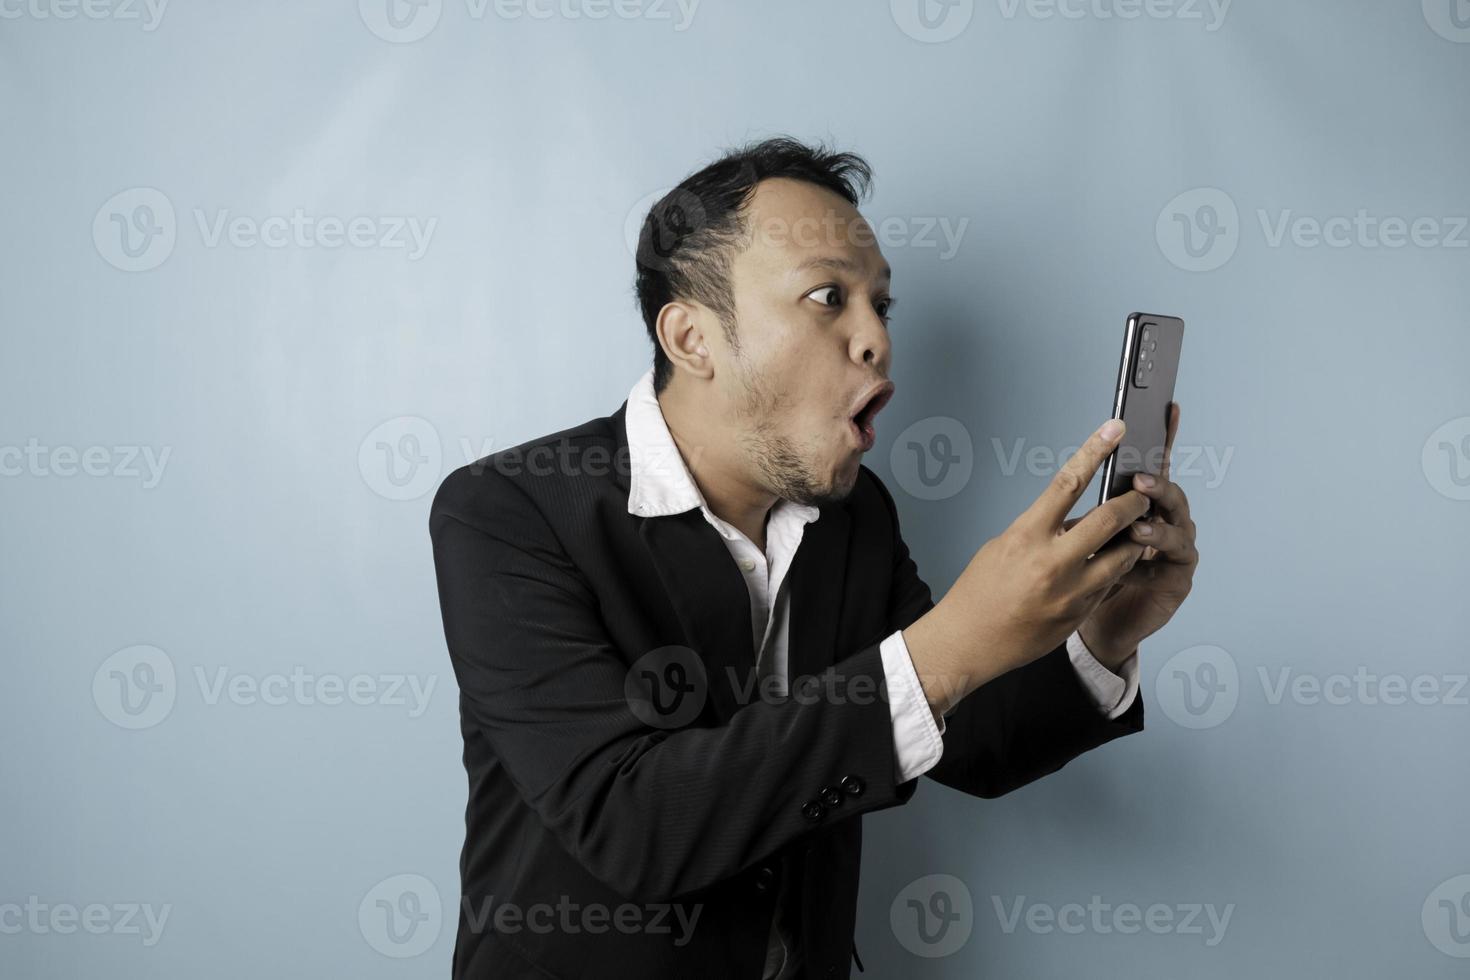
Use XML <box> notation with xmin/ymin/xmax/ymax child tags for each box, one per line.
<box><xmin>429</xmin><ymin>137</ymin><xmax>1198</xmax><ymax>979</ymax></box>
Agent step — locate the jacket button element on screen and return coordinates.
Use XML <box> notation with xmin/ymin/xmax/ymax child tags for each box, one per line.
<box><xmin>819</xmin><ymin>785</ymin><xmax>843</xmax><ymax>808</ymax></box>
<box><xmin>840</xmin><ymin>774</ymin><xmax>866</xmax><ymax>798</ymax></box>
<box><xmin>800</xmin><ymin>800</ymin><xmax>825</xmax><ymax>822</ymax></box>
<box><xmin>755</xmin><ymin>865</ymin><xmax>776</xmax><ymax>892</ymax></box>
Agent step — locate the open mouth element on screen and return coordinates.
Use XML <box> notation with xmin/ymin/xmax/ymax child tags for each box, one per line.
<box><xmin>847</xmin><ymin>381</ymin><xmax>895</xmax><ymax>452</ymax></box>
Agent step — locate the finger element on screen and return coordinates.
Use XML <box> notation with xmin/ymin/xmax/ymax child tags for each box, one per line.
<box><xmin>1130</xmin><ymin>473</ymin><xmax>1192</xmax><ymax>527</ymax></box>
<box><xmin>1021</xmin><ymin>419</ymin><xmax>1127</xmax><ymax>534</ymax></box>
<box><xmin>1060</xmin><ymin>489</ymin><xmax>1152</xmax><ymax>560</ymax></box>
<box><xmin>1077</xmin><ymin>536</ymin><xmax>1146</xmax><ymax>596</ymax></box>
<box><xmin>1116</xmin><ymin>557</ymin><xmax>1194</xmax><ymax>591</ymax></box>
<box><xmin>1159</xmin><ymin>402</ymin><xmax>1181</xmax><ymax>481</ymax></box>
<box><xmin>1125</xmin><ymin>520</ymin><xmax>1198</xmax><ymax>565</ymax></box>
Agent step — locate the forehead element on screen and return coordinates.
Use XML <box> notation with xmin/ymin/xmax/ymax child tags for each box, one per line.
<box><xmin>733</xmin><ymin>177</ymin><xmax>890</xmax><ymax>284</ymax></box>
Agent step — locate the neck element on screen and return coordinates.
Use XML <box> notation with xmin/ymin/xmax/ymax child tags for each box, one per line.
<box><xmin>657</xmin><ymin>378</ymin><xmax>776</xmax><ymax>550</ymax></box>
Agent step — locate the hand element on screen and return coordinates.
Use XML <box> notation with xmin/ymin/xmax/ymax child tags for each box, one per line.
<box><xmin>904</xmin><ymin>417</ymin><xmax>1152</xmax><ymax>714</ymax></box>
<box><xmin>1076</xmin><ymin>403</ymin><xmax>1199</xmax><ymax>668</ymax></box>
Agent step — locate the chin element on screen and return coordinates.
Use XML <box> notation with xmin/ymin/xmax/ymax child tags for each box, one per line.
<box><xmin>815</xmin><ymin>462</ymin><xmax>861</xmax><ymax>506</ymax></box>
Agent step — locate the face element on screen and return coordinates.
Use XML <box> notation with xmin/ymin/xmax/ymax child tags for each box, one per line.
<box><xmin>711</xmin><ymin>177</ymin><xmax>896</xmax><ymax>506</ymax></box>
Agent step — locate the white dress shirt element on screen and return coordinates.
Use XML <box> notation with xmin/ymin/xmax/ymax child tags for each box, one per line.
<box><xmin>621</xmin><ymin>366</ymin><xmax>1139</xmax><ymax>978</ymax></box>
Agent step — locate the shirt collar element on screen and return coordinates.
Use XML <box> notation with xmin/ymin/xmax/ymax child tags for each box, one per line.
<box><xmin>624</xmin><ymin>366</ymin><xmax>820</xmax><ymax>528</ymax></box>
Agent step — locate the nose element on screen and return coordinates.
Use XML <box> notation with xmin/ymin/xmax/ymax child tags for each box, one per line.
<box><xmin>849</xmin><ymin>307</ymin><xmax>892</xmax><ymax>372</ymax></box>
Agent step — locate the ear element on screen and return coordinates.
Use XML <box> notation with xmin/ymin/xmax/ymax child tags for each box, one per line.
<box><xmin>656</xmin><ymin>301</ymin><xmax>715</xmax><ymax>380</ymax></box>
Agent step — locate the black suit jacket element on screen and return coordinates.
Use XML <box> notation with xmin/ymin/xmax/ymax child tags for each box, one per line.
<box><xmin>429</xmin><ymin>400</ymin><xmax>1144</xmax><ymax>979</ymax></box>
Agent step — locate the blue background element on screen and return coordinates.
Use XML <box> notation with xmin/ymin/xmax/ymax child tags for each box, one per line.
<box><xmin>3</xmin><ymin>0</ymin><xmax>1468</xmax><ymax>976</ymax></box>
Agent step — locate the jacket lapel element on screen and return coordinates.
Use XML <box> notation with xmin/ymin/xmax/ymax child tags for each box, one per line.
<box><xmin>785</xmin><ymin>504</ymin><xmax>851</xmax><ymax>684</ymax></box>
<box><xmin>638</xmin><ymin>513</ymin><xmax>756</xmax><ymax>722</ymax></box>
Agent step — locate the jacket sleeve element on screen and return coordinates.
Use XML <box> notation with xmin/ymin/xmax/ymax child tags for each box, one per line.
<box><xmin>429</xmin><ymin>466</ymin><xmax>918</xmax><ymax>904</ymax></box>
<box><xmin>869</xmin><ymin>474</ymin><xmax>1145</xmax><ymax>800</ymax></box>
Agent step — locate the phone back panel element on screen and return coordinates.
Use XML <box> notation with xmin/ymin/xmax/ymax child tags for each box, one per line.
<box><xmin>1101</xmin><ymin>313</ymin><xmax>1185</xmax><ymax>504</ymax></box>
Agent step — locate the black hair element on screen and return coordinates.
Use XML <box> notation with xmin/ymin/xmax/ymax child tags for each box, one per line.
<box><xmin>633</xmin><ymin>136</ymin><xmax>874</xmax><ymax>394</ymax></box>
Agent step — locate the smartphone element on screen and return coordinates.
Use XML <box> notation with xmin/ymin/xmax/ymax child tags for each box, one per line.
<box><xmin>1099</xmin><ymin>313</ymin><xmax>1184</xmax><ymax>510</ymax></box>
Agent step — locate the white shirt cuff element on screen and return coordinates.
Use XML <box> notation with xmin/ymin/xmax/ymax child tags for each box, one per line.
<box><xmin>879</xmin><ymin>629</ymin><xmax>945</xmax><ymax>783</ymax></box>
<box><xmin>1066</xmin><ymin>629</ymin><xmax>1139</xmax><ymax>720</ymax></box>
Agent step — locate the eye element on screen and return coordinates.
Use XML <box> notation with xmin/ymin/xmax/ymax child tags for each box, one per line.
<box><xmin>875</xmin><ymin>296</ymin><xmax>896</xmax><ymax>323</ymax></box>
<box><xmin>805</xmin><ymin>285</ymin><xmax>843</xmax><ymax>309</ymax></box>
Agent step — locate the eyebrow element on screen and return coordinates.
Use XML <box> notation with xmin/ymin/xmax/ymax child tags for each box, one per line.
<box><xmin>793</xmin><ymin>255</ymin><xmax>892</xmax><ymax>282</ymax></box>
